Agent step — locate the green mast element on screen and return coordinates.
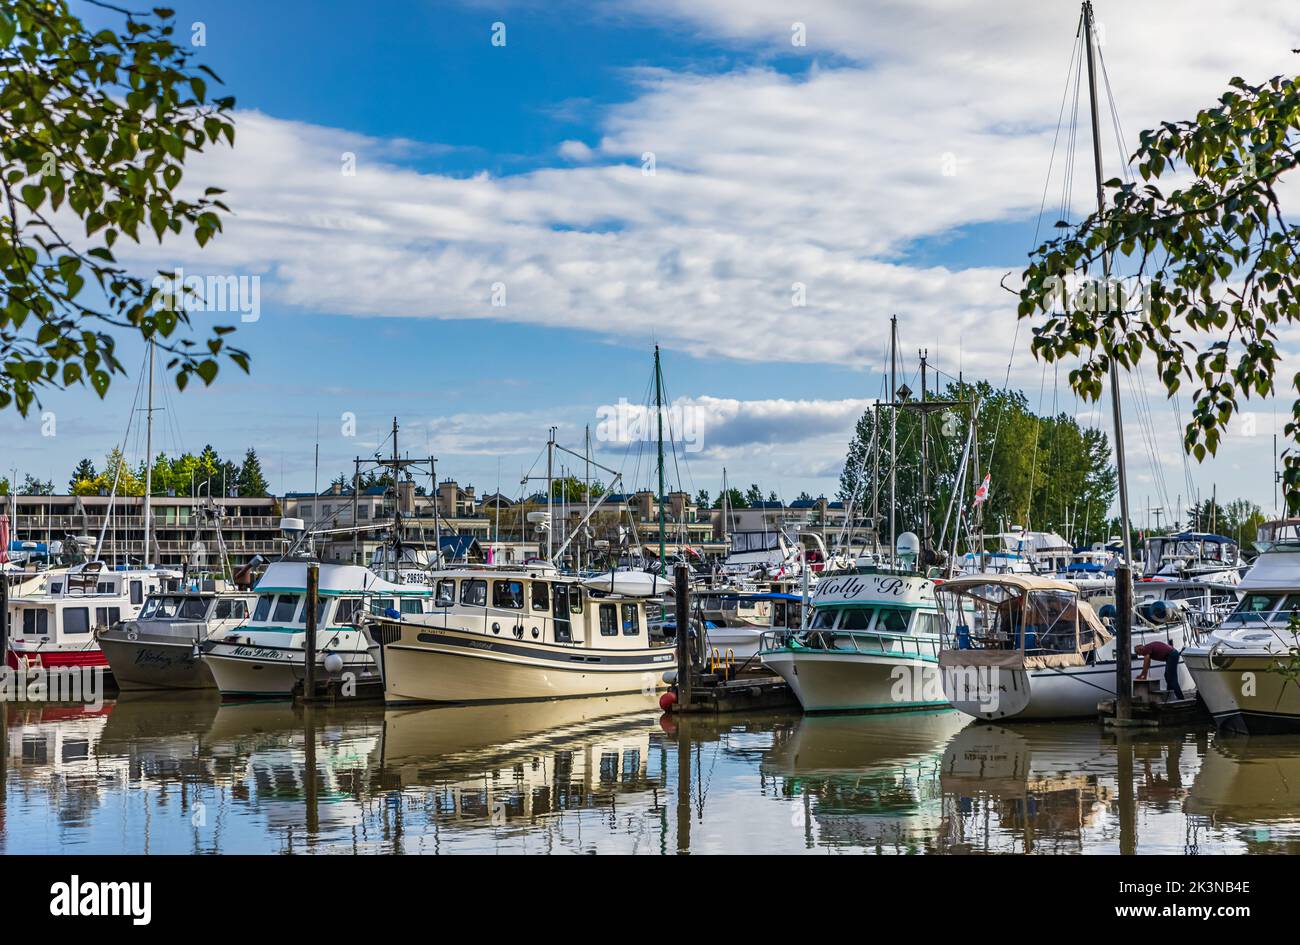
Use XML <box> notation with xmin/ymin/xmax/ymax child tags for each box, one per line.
<box><xmin>654</xmin><ymin>345</ymin><xmax>667</xmax><ymax>573</ymax></box>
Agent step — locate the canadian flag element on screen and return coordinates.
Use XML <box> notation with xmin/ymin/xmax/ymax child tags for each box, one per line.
<box><xmin>972</xmin><ymin>473</ymin><xmax>991</xmax><ymax>508</ymax></box>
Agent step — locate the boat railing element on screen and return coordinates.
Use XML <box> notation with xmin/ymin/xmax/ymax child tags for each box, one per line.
<box><xmin>759</xmin><ymin>628</ymin><xmax>941</xmax><ymax>659</ymax></box>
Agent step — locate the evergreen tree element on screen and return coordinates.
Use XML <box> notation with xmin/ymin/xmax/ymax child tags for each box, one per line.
<box><xmin>68</xmin><ymin>458</ymin><xmax>97</xmax><ymax>492</ymax></box>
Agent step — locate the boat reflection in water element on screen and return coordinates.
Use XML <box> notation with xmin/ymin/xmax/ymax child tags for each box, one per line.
<box><xmin>939</xmin><ymin>723</ymin><xmax>1205</xmax><ymax>854</ymax></box>
<box><xmin>1185</xmin><ymin>735</ymin><xmax>1300</xmax><ymax>852</ymax></box>
<box><xmin>757</xmin><ymin>711</ymin><xmax>970</xmax><ymax>852</ymax></box>
<box><xmin>9</xmin><ymin>692</ymin><xmax>1300</xmax><ymax>853</ymax></box>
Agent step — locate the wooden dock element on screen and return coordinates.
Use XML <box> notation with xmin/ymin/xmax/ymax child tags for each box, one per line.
<box><xmin>1098</xmin><ymin>678</ymin><xmax>1210</xmax><ymax>728</ymax></box>
<box><xmin>672</xmin><ymin>670</ymin><xmax>797</xmax><ymax>714</ymax></box>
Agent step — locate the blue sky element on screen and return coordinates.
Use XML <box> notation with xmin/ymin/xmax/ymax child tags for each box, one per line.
<box><xmin>7</xmin><ymin>0</ymin><xmax>1299</xmax><ymax>521</ymax></box>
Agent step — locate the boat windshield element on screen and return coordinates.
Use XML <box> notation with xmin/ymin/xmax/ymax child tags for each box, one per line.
<box><xmin>141</xmin><ymin>596</ymin><xmax>209</xmax><ymax>620</ymax></box>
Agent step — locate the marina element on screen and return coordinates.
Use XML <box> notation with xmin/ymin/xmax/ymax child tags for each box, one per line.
<box><xmin>2</xmin><ymin>0</ymin><xmax>1299</xmax><ymax>895</ymax></box>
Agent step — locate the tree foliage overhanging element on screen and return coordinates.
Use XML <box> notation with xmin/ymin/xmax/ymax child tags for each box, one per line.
<box><xmin>0</xmin><ymin>0</ymin><xmax>246</xmax><ymax>416</ymax></box>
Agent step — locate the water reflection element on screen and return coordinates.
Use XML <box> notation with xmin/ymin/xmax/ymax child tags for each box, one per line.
<box><xmin>1</xmin><ymin>693</ymin><xmax>1297</xmax><ymax>853</ymax></box>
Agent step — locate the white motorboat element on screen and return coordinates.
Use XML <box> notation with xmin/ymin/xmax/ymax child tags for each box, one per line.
<box><xmin>364</xmin><ymin>562</ymin><xmax>676</xmax><ymax>704</ymax></box>
<box><xmin>1184</xmin><ymin>519</ymin><xmax>1300</xmax><ymax>734</ymax></box>
<box><xmin>759</xmin><ymin>567</ymin><xmax>948</xmax><ymax>713</ymax></box>
<box><xmin>202</xmin><ymin>560</ymin><xmax>432</xmax><ymax>699</ymax></box>
<box><xmin>5</xmin><ymin>561</ymin><xmax>177</xmax><ymax>675</ymax></box>
<box><xmin>936</xmin><ymin>573</ymin><xmax>1198</xmax><ymax>721</ymax></box>
<box><xmin>1141</xmin><ymin>531</ymin><xmax>1245</xmax><ymax>585</ymax></box>
<box><xmin>693</xmin><ymin>589</ymin><xmax>803</xmax><ymax>662</ymax></box>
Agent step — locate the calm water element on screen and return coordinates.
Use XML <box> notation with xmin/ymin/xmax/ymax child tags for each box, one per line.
<box><xmin>3</xmin><ymin>692</ymin><xmax>1299</xmax><ymax>854</ymax></box>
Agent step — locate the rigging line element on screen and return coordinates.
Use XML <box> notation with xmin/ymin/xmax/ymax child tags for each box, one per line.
<box><xmin>1025</xmin><ymin>357</ymin><xmax>1049</xmax><ymax>527</ymax></box>
<box><xmin>1033</xmin><ymin>25</ymin><xmax>1085</xmax><ymax>247</ymax></box>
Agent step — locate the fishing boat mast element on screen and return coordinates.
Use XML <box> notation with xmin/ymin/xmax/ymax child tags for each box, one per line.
<box><xmin>142</xmin><ymin>337</ymin><xmax>154</xmax><ymax>567</ymax></box>
<box><xmin>889</xmin><ymin>315</ymin><xmax>898</xmax><ymax>566</ymax></box>
<box><xmin>654</xmin><ymin>345</ymin><xmax>667</xmax><ymax>573</ymax></box>
<box><xmin>1082</xmin><ymin>0</ymin><xmax>1135</xmax><ymax>718</ymax></box>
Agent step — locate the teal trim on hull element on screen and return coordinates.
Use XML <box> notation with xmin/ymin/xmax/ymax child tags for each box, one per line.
<box><xmin>802</xmin><ymin>699</ymin><xmax>951</xmax><ymax>714</ymax></box>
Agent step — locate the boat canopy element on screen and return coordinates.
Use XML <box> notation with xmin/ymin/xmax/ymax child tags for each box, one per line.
<box><xmin>936</xmin><ymin>573</ymin><xmax>1110</xmax><ymax>669</ymax></box>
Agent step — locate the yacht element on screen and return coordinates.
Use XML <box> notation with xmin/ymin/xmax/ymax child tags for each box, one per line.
<box><xmin>98</xmin><ymin>583</ymin><xmax>258</xmax><ymax>690</ymax></box>
<box><xmin>363</xmin><ymin>562</ymin><xmax>675</xmax><ymax>704</ymax></box>
<box><xmin>5</xmin><ymin>561</ymin><xmax>177</xmax><ymax>674</ymax></box>
<box><xmin>759</xmin><ymin>548</ymin><xmax>949</xmax><ymax>714</ymax></box>
<box><xmin>1142</xmin><ymin>531</ymin><xmax>1244</xmax><ymax>585</ymax></box>
<box><xmin>1184</xmin><ymin>519</ymin><xmax>1300</xmax><ymax>733</ymax></box>
<box><xmin>936</xmin><ymin>573</ymin><xmax>1198</xmax><ymax>721</ymax></box>
<box><xmin>201</xmin><ymin>559</ymin><xmax>433</xmax><ymax>700</ymax></box>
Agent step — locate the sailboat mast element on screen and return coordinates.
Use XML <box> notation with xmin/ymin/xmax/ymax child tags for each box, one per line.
<box><xmin>654</xmin><ymin>346</ymin><xmax>667</xmax><ymax>572</ymax></box>
<box><xmin>889</xmin><ymin>315</ymin><xmax>898</xmax><ymax>565</ymax></box>
<box><xmin>1083</xmin><ymin>0</ymin><xmax>1135</xmax><ymax>715</ymax></box>
<box><xmin>546</xmin><ymin>425</ymin><xmax>555</xmax><ymax>562</ymax></box>
<box><xmin>143</xmin><ymin>338</ymin><xmax>154</xmax><ymax>567</ymax></box>
<box><xmin>919</xmin><ymin>348</ymin><xmax>929</xmax><ymax>561</ymax></box>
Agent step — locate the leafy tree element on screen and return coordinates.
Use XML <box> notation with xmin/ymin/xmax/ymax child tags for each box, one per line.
<box><xmin>0</xmin><ymin>476</ymin><xmax>8</xmax><ymax>495</ymax></box>
<box><xmin>839</xmin><ymin>380</ymin><xmax>1118</xmax><ymax>548</ymax></box>
<box><xmin>0</xmin><ymin>0</ymin><xmax>246</xmax><ymax>416</ymax></box>
<box><xmin>694</xmin><ymin>488</ymin><xmax>710</xmax><ymax>507</ymax></box>
<box><xmin>713</xmin><ymin>487</ymin><xmax>747</xmax><ymax>510</ymax></box>
<box><xmin>19</xmin><ymin>472</ymin><xmax>52</xmax><ymax>494</ymax></box>
<box><xmin>68</xmin><ymin>457</ymin><xmax>95</xmax><ymax>491</ymax></box>
<box><xmin>236</xmin><ymin>447</ymin><xmax>269</xmax><ymax>497</ymax></box>
<box><xmin>744</xmin><ymin>484</ymin><xmax>763</xmax><ymax>506</ymax></box>
<box><xmin>1019</xmin><ymin>64</ymin><xmax>1300</xmax><ymax>510</ymax></box>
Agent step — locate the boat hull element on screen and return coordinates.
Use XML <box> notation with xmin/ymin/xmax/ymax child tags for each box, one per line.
<box><xmin>381</xmin><ymin>626</ymin><xmax>675</xmax><ymax>704</ymax></box>
<box><xmin>98</xmin><ymin>635</ymin><xmax>213</xmax><ymax>691</ymax></box>
<box><xmin>1184</xmin><ymin>649</ymin><xmax>1300</xmax><ymax>734</ymax></box>
<box><xmin>6</xmin><ymin>644</ymin><xmax>109</xmax><ymax>673</ymax></box>
<box><xmin>762</xmin><ymin>648</ymin><xmax>947</xmax><ymax>713</ymax></box>
<box><xmin>202</xmin><ymin>641</ymin><xmax>379</xmax><ymax>700</ymax></box>
<box><xmin>941</xmin><ymin>658</ymin><xmax>1197</xmax><ymax>721</ymax></box>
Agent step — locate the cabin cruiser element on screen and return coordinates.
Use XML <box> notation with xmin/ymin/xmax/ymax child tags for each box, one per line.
<box><xmin>759</xmin><ymin>550</ymin><xmax>949</xmax><ymax>713</ymax></box>
<box><xmin>201</xmin><ymin>560</ymin><xmax>432</xmax><ymax>700</ymax></box>
<box><xmin>363</xmin><ymin>562</ymin><xmax>675</xmax><ymax>704</ymax></box>
<box><xmin>937</xmin><ymin>573</ymin><xmax>1198</xmax><ymax>721</ymax></box>
<box><xmin>1142</xmin><ymin>532</ymin><xmax>1244</xmax><ymax>585</ymax></box>
<box><xmin>5</xmin><ymin>562</ymin><xmax>177</xmax><ymax>674</ymax></box>
<box><xmin>98</xmin><ymin>583</ymin><xmax>257</xmax><ymax>690</ymax></box>
<box><xmin>1132</xmin><ymin>579</ymin><xmax>1238</xmax><ymax>635</ymax></box>
<box><xmin>1184</xmin><ymin>520</ymin><xmax>1300</xmax><ymax>733</ymax></box>
<box><xmin>693</xmin><ymin>589</ymin><xmax>803</xmax><ymax>661</ymax></box>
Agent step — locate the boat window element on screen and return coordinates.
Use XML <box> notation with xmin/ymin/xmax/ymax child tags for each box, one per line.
<box><xmin>215</xmin><ymin>599</ymin><xmax>249</xmax><ymax>620</ymax></box>
<box><xmin>532</xmin><ymin>582</ymin><xmax>550</xmax><ymax>612</ymax></box>
<box><xmin>1278</xmin><ymin>594</ymin><xmax>1300</xmax><ymax>616</ymax></box>
<box><xmin>1237</xmin><ymin>593</ymin><xmax>1282</xmax><ymax>616</ymax></box>
<box><xmin>22</xmin><ymin>609</ymin><xmax>48</xmax><ymax>635</ymax></box>
<box><xmin>786</xmin><ymin>604</ymin><xmax>802</xmax><ymax>628</ymax></box>
<box><xmin>298</xmin><ymin>599</ymin><xmax>330</xmax><ymax>624</ymax></box>
<box><xmin>252</xmin><ymin>594</ymin><xmax>274</xmax><ymax>622</ymax></box>
<box><xmin>435</xmin><ymin>579</ymin><xmax>456</xmax><ymax>606</ymax></box>
<box><xmin>915</xmin><ymin>612</ymin><xmax>942</xmax><ymax>636</ymax></box>
<box><xmin>570</xmin><ymin>587</ymin><xmax>583</xmax><ymax>613</ymax></box>
<box><xmin>1024</xmin><ymin>590</ymin><xmax>1079</xmax><ymax>653</ymax></box>
<box><xmin>369</xmin><ymin>597</ymin><xmax>396</xmax><ymax>616</ymax></box>
<box><xmin>272</xmin><ymin>594</ymin><xmax>299</xmax><ymax>623</ymax></box>
<box><xmin>130</xmin><ymin>580</ymin><xmax>143</xmax><ymax>605</ymax></box>
<box><xmin>64</xmin><ymin>607</ymin><xmax>90</xmax><ymax>635</ymax></box>
<box><xmin>839</xmin><ymin>609</ymin><xmax>872</xmax><ymax>631</ymax></box>
<box><xmin>493</xmin><ymin>580</ymin><xmax>525</xmax><ymax>609</ymax></box>
<box><xmin>599</xmin><ymin>603</ymin><xmax>618</xmax><ymax>636</ymax></box>
<box><xmin>50</xmin><ymin>582</ymin><xmax>62</xmax><ymax>595</ymax></box>
<box><xmin>809</xmin><ymin>609</ymin><xmax>835</xmax><ymax>629</ymax></box>
<box><xmin>94</xmin><ymin>607</ymin><xmax>121</xmax><ymax>629</ymax></box>
<box><xmin>178</xmin><ymin>598</ymin><xmax>209</xmax><ymax>620</ymax></box>
<box><xmin>461</xmin><ymin>579</ymin><xmax>487</xmax><ymax>607</ymax></box>
<box><xmin>622</xmin><ymin>603</ymin><xmax>640</xmax><ymax>636</ymax></box>
<box><xmin>877</xmin><ymin>608</ymin><xmax>909</xmax><ymax>633</ymax></box>
<box><xmin>400</xmin><ymin>598</ymin><xmax>423</xmax><ymax>615</ymax></box>
<box><xmin>334</xmin><ymin>598</ymin><xmax>362</xmax><ymax>625</ymax></box>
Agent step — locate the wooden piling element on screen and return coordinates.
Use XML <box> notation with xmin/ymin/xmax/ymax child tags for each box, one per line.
<box><xmin>674</xmin><ymin>563</ymin><xmax>691</xmax><ymax>709</ymax></box>
<box><xmin>304</xmin><ymin>563</ymin><xmax>319</xmax><ymax>701</ymax></box>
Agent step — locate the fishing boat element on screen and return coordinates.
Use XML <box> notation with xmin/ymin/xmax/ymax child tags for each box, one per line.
<box><xmin>5</xmin><ymin>561</ymin><xmax>177</xmax><ymax>674</ymax></box>
<box><xmin>98</xmin><ymin>583</ymin><xmax>257</xmax><ymax>690</ymax></box>
<box><xmin>201</xmin><ymin>559</ymin><xmax>433</xmax><ymax>700</ymax></box>
<box><xmin>759</xmin><ymin>556</ymin><xmax>948</xmax><ymax>713</ymax></box>
<box><xmin>936</xmin><ymin>573</ymin><xmax>1197</xmax><ymax>721</ymax></box>
<box><xmin>1184</xmin><ymin>519</ymin><xmax>1300</xmax><ymax>734</ymax></box>
<box><xmin>364</xmin><ymin>562</ymin><xmax>675</xmax><ymax>704</ymax></box>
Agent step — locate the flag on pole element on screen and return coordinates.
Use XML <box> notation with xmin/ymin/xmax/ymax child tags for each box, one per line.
<box><xmin>972</xmin><ymin>473</ymin><xmax>991</xmax><ymax>508</ymax></box>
